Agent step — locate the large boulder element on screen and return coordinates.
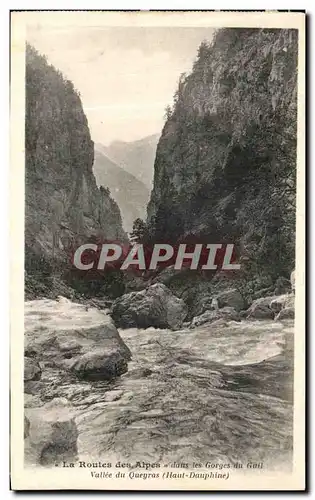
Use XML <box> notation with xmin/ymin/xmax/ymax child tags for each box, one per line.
<box><xmin>214</xmin><ymin>288</ymin><xmax>245</xmax><ymax>312</ymax></box>
<box><xmin>111</xmin><ymin>283</ymin><xmax>188</xmax><ymax>329</ymax></box>
<box><xmin>24</xmin><ymin>398</ymin><xmax>78</xmax><ymax>466</ymax></box>
<box><xmin>70</xmin><ymin>348</ymin><xmax>128</xmax><ymax>381</ymax></box>
<box><xmin>245</xmin><ymin>296</ymin><xmax>279</xmax><ymax>320</ymax></box>
<box><xmin>246</xmin><ymin>293</ymin><xmax>295</xmax><ymax>320</ymax></box>
<box><xmin>24</xmin><ymin>298</ymin><xmax>131</xmax><ymax>383</ymax></box>
<box><xmin>191</xmin><ymin>307</ymin><xmax>240</xmax><ymax>328</ymax></box>
<box><xmin>275</xmin><ymin>308</ymin><xmax>295</xmax><ymax>321</ymax></box>
<box><xmin>150</xmin><ymin>267</ymin><xmax>214</xmax><ymax>319</ymax></box>
<box><xmin>188</xmin><ymin>286</ymin><xmax>245</xmax><ymax>321</ymax></box>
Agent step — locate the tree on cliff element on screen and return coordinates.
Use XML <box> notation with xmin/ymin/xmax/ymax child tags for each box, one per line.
<box><xmin>100</xmin><ymin>185</ymin><xmax>111</xmax><ymax>197</ymax></box>
<box><xmin>130</xmin><ymin>218</ymin><xmax>146</xmax><ymax>243</ymax></box>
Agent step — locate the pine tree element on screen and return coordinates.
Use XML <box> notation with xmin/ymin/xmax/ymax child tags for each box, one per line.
<box><xmin>130</xmin><ymin>218</ymin><xmax>146</xmax><ymax>243</ymax></box>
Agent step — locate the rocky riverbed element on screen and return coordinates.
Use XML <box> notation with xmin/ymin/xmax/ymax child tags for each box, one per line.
<box><xmin>24</xmin><ymin>297</ymin><xmax>294</xmax><ymax>471</ymax></box>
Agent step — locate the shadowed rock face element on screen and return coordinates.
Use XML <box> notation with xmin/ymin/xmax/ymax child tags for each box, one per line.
<box><xmin>215</xmin><ymin>288</ymin><xmax>245</xmax><ymax>312</ymax></box>
<box><xmin>147</xmin><ymin>29</ymin><xmax>297</xmax><ymax>279</ymax></box>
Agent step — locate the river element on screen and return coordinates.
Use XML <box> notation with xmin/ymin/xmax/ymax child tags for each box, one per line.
<box><xmin>60</xmin><ymin>318</ymin><xmax>294</xmax><ymax>471</ymax></box>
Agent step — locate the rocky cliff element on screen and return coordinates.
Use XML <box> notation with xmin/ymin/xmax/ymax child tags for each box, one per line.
<box><xmin>25</xmin><ymin>45</ymin><xmax>127</xmax><ymax>297</ymax></box>
<box><xmin>147</xmin><ymin>29</ymin><xmax>297</xmax><ymax>280</ymax></box>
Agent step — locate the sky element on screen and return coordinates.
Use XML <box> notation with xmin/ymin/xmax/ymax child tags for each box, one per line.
<box><xmin>27</xmin><ymin>25</ymin><xmax>215</xmax><ymax>145</ymax></box>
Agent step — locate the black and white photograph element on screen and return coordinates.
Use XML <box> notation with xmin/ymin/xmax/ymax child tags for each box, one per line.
<box><xmin>10</xmin><ymin>10</ymin><xmax>305</xmax><ymax>491</ymax></box>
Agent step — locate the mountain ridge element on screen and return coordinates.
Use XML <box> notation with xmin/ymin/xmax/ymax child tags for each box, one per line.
<box><xmin>93</xmin><ymin>145</ymin><xmax>150</xmax><ymax>233</ymax></box>
<box><xmin>103</xmin><ymin>133</ymin><xmax>160</xmax><ymax>189</ymax></box>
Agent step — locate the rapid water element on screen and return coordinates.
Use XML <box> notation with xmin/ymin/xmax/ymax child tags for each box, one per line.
<box><xmin>75</xmin><ymin>320</ymin><xmax>294</xmax><ymax>469</ymax></box>
<box><xmin>24</xmin><ymin>300</ymin><xmax>294</xmax><ymax>470</ymax></box>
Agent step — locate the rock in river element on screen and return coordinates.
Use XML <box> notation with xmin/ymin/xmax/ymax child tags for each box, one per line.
<box><xmin>71</xmin><ymin>348</ymin><xmax>128</xmax><ymax>381</ymax></box>
<box><xmin>111</xmin><ymin>283</ymin><xmax>188</xmax><ymax>329</ymax></box>
<box><xmin>214</xmin><ymin>288</ymin><xmax>245</xmax><ymax>312</ymax></box>
<box><xmin>191</xmin><ymin>307</ymin><xmax>240</xmax><ymax>328</ymax></box>
<box><xmin>24</xmin><ymin>297</ymin><xmax>131</xmax><ymax>383</ymax></box>
<box><xmin>246</xmin><ymin>293</ymin><xmax>295</xmax><ymax>320</ymax></box>
<box><xmin>245</xmin><ymin>296</ymin><xmax>279</xmax><ymax>320</ymax></box>
<box><xmin>275</xmin><ymin>307</ymin><xmax>295</xmax><ymax>321</ymax></box>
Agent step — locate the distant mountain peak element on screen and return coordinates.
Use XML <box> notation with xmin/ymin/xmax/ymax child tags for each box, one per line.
<box><xmin>108</xmin><ymin>133</ymin><xmax>160</xmax><ymax>149</ymax></box>
<box><xmin>93</xmin><ymin>148</ymin><xmax>150</xmax><ymax>233</ymax></box>
<box><xmin>98</xmin><ymin>133</ymin><xmax>159</xmax><ymax>189</ymax></box>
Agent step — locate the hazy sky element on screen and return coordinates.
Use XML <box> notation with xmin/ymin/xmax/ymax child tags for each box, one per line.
<box><xmin>28</xmin><ymin>26</ymin><xmax>214</xmax><ymax>145</ymax></box>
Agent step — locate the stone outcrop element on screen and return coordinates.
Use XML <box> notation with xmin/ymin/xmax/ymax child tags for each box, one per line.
<box><xmin>24</xmin><ymin>297</ymin><xmax>131</xmax><ymax>386</ymax></box>
<box><xmin>245</xmin><ymin>291</ymin><xmax>295</xmax><ymax>321</ymax></box>
<box><xmin>214</xmin><ymin>288</ymin><xmax>245</xmax><ymax>312</ymax></box>
<box><xmin>190</xmin><ymin>306</ymin><xmax>240</xmax><ymax>328</ymax></box>
<box><xmin>275</xmin><ymin>308</ymin><xmax>295</xmax><ymax>321</ymax></box>
<box><xmin>70</xmin><ymin>349</ymin><xmax>128</xmax><ymax>381</ymax></box>
<box><xmin>24</xmin><ymin>398</ymin><xmax>78</xmax><ymax>466</ymax></box>
<box><xmin>111</xmin><ymin>283</ymin><xmax>188</xmax><ymax>329</ymax></box>
<box><xmin>246</xmin><ymin>296</ymin><xmax>280</xmax><ymax>319</ymax></box>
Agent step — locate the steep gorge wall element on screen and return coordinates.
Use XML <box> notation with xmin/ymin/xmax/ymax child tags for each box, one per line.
<box><xmin>25</xmin><ymin>45</ymin><xmax>127</xmax><ymax>297</ymax></box>
<box><xmin>147</xmin><ymin>29</ymin><xmax>298</xmax><ymax>280</ymax></box>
